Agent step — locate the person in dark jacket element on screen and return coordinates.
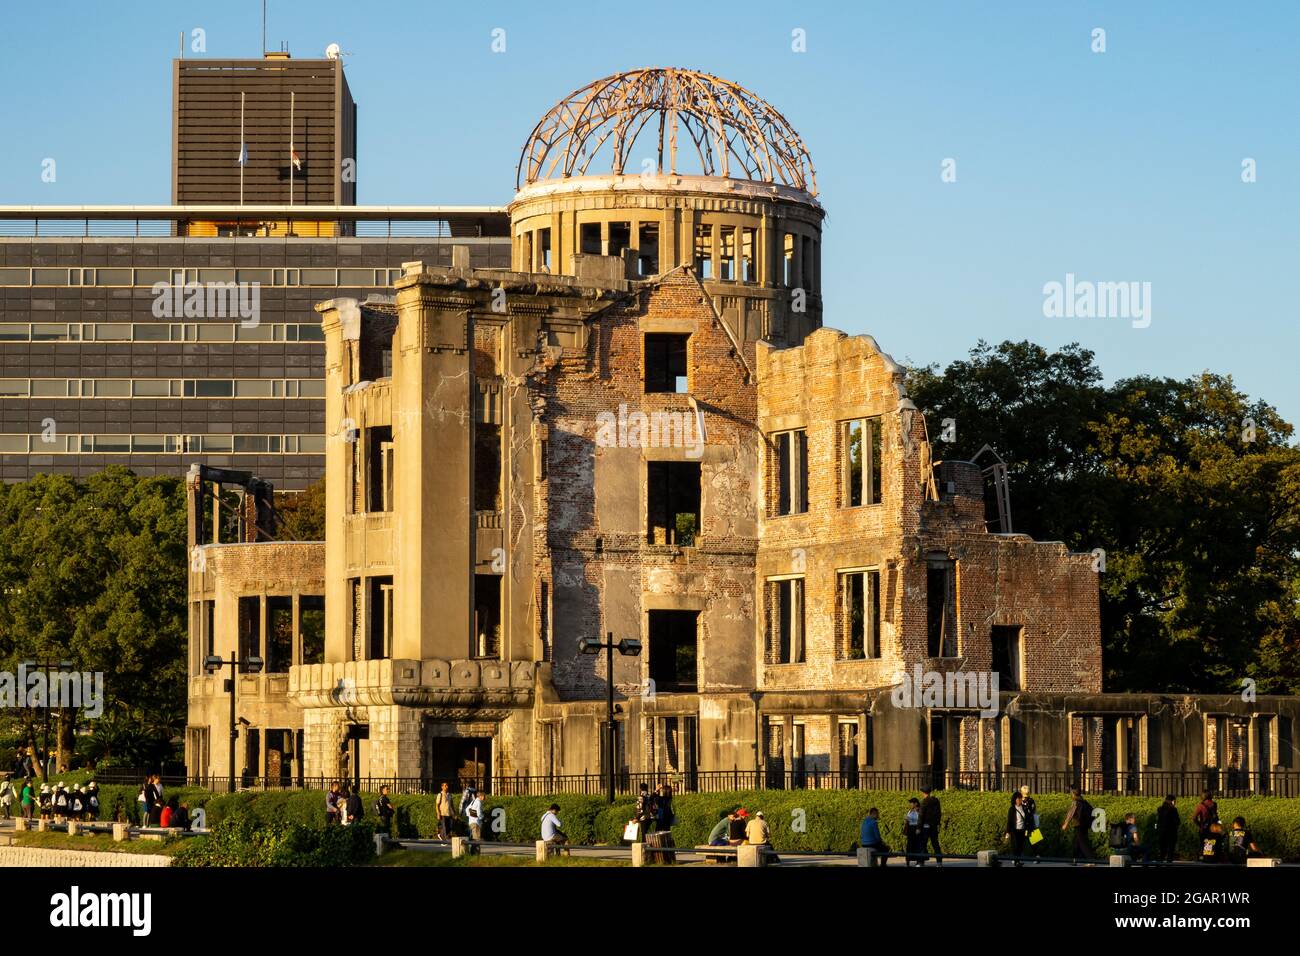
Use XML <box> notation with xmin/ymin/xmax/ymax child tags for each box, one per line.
<box><xmin>918</xmin><ymin>787</ymin><xmax>943</xmax><ymax>865</ymax></box>
<box><xmin>1154</xmin><ymin>795</ymin><xmax>1180</xmax><ymax>862</ymax></box>
<box><xmin>345</xmin><ymin>786</ymin><xmax>364</xmax><ymax>825</ymax></box>
<box><xmin>1061</xmin><ymin>788</ymin><xmax>1095</xmax><ymax>860</ymax></box>
<box><xmin>376</xmin><ymin>785</ymin><xmax>395</xmax><ymax>836</ymax></box>
<box><xmin>634</xmin><ymin>783</ymin><xmax>657</xmax><ymax>837</ymax></box>
<box><xmin>654</xmin><ymin>783</ymin><xmax>674</xmax><ymax>832</ymax></box>
<box><xmin>903</xmin><ymin>798</ymin><xmax>924</xmax><ymax>865</ymax></box>
<box><xmin>1004</xmin><ymin>791</ymin><xmax>1031</xmax><ymax>865</ymax></box>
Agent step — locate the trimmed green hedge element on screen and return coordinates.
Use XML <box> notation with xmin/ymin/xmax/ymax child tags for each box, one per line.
<box><xmin>172</xmin><ymin>787</ymin><xmax>1300</xmax><ymax>861</ymax></box>
<box><xmin>172</xmin><ymin>814</ymin><xmax>375</xmax><ymax>867</ymax></box>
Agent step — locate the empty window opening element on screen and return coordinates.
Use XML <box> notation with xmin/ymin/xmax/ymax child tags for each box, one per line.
<box><xmin>475</xmin><ymin>423</ymin><xmax>502</xmax><ymax>512</ymax></box>
<box><xmin>647</xmin><ymin>461</ymin><xmax>701</xmax><ymax>546</ymax></box>
<box><xmin>741</xmin><ymin>228</ymin><xmax>756</xmax><ymax>282</ymax></box>
<box><xmin>299</xmin><ymin>595</ymin><xmax>325</xmax><ymax>665</ymax></box>
<box><xmin>770</xmin><ymin>578</ymin><xmax>805</xmax><ymax>664</ymax></box>
<box><xmin>926</xmin><ymin>560</ymin><xmax>958</xmax><ymax>657</ymax></box>
<box><xmin>802</xmin><ymin>235</ymin><xmax>815</xmax><ymax>291</ymax></box>
<box><xmin>841</xmin><ymin>417</ymin><xmax>882</xmax><ymax>507</ymax></box>
<box><xmin>474</xmin><ymin>573</ymin><xmax>502</xmax><ymax>659</ymax></box>
<box><xmin>366</xmin><ymin>425</ymin><xmax>393</xmax><ymax>513</ymax></box>
<box><xmin>648</xmin><ymin>609</ymin><xmax>698</xmax><ymax>693</ymax></box>
<box><xmin>237</xmin><ymin>596</ymin><xmax>260</xmax><ymax>671</ymax></box>
<box><xmin>991</xmin><ymin>624</ymin><xmax>1022</xmax><ymax>691</ymax></box>
<box><xmin>719</xmin><ymin>226</ymin><xmax>736</xmax><ymax>281</ymax></box>
<box><xmin>783</xmin><ymin>232</ymin><xmax>796</xmax><ymax>286</ymax></box>
<box><xmin>537</xmin><ymin>227</ymin><xmax>552</xmax><ymax>272</ymax></box>
<box><xmin>368</xmin><ymin>576</ymin><xmax>393</xmax><ymax>659</ymax></box>
<box><xmin>637</xmin><ymin>222</ymin><xmax>660</xmax><ymax>276</ymax></box>
<box><xmin>580</xmin><ymin>222</ymin><xmax>602</xmax><ymax>255</ymax></box>
<box><xmin>839</xmin><ymin>569</ymin><xmax>881</xmax><ymax>659</ymax></box>
<box><xmin>774</xmin><ymin>429</ymin><xmax>808</xmax><ymax>515</ymax></box>
<box><xmin>267</xmin><ymin>596</ymin><xmax>293</xmax><ymax>673</ymax></box>
<box><xmin>645</xmin><ymin>333</ymin><xmax>689</xmax><ymax>393</ymax></box>
<box><xmin>608</xmin><ymin>221</ymin><xmax>632</xmax><ymax>260</ymax></box>
<box><xmin>694</xmin><ymin>224</ymin><xmax>714</xmax><ymax>279</ymax></box>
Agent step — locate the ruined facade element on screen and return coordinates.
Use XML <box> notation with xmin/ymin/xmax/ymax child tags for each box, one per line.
<box><xmin>185</xmin><ymin>69</ymin><xmax>1299</xmax><ymax>793</ymax></box>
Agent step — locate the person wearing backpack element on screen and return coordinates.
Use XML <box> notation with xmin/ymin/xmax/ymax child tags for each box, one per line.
<box><xmin>375</xmin><ymin>785</ymin><xmax>395</xmax><ymax>836</ymax></box>
<box><xmin>1200</xmin><ymin>820</ymin><xmax>1226</xmax><ymax>863</ymax></box>
<box><xmin>1109</xmin><ymin>812</ymin><xmax>1145</xmax><ymax>864</ymax></box>
<box><xmin>1062</xmin><ymin>788</ymin><xmax>1095</xmax><ymax>861</ymax></box>
<box><xmin>1226</xmin><ymin>817</ymin><xmax>1259</xmax><ymax>865</ymax></box>
<box><xmin>345</xmin><ymin>785</ymin><xmax>363</xmax><ymax>825</ymax></box>
<box><xmin>1193</xmin><ymin>790</ymin><xmax>1219</xmax><ymax>837</ymax></box>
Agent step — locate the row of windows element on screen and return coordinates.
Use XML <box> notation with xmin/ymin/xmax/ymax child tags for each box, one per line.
<box><xmin>0</xmin><ymin>321</ymin><xmax>325</xmax><ymax>343</ymax></box>
<box><xmin>767</xmin><ymin>570</ymin><xmax>883</xmax><ymax>664</ymax></box>
<box><xmin>0</xmin><ymin>266</ymin><xmax>407</xmax><ymax>288</ymax></box>
<box><xmin>0</xmin><ymin>377</ymin><xmax>324</xmax><ymax>399</ymax></box>
<box><xmin>192</xmin><ymin>595</ymin><xmax>326</xmax><ymax>677</ymax></box>
<box><xmin>0</xmin><ymin>433</ymin><xmax>326</xmax><ymax>454</ymax></box>
<box><xmin>770</xmin><ymin>417</ymin><xmax>884</xmax><ymax>516</ymax></box>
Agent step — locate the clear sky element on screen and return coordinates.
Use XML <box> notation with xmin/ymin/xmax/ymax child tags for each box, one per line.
<box><xmin>2</xmin><ymin>1</ymin><xmax>1296</xmax><ymax>422</ymax></box>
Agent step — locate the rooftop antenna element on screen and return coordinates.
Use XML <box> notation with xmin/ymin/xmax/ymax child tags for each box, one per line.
<box><xmin>261</xmin><ymin>0</ymin><xmax>267</xmax><ymax>55</ymax></box>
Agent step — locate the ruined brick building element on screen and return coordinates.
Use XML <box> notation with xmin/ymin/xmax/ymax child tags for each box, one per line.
<box><xmin>186</xmin><ymin>69</ymin><xmax>1298</xmax><ymax>794</ymax></box>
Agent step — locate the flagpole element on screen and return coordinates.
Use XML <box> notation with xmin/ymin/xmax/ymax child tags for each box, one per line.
<box><xmin>289</xmin><ymin>90</ymin><xmax>294</xmax><ymax>206</ymax></box>
<box><xmin>239</xmin><ymin>92</ymin><xmax>245</xmax><ymax>207</ymax></box>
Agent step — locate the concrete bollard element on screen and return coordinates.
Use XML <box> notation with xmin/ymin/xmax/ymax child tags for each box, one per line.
<box><xmin>37</xmin><ymin>818</ymin><xmax>49</xmax><ymax>832</ymax></box>
<box><xmin>67</xmin><ymin>820</ymin><xmax>80</xmax><ymax>836</ymax></box>
<box><xmin>451</xmin><ymin>836</ymin><xmax>468</xmax><ymax>859</ymax></box>
<box><xmin>14</xmin><ymin>817</ymin><xmax>28</xmax><ymax>832</ymax></box>
<box><xmin>1109</xmin><ymin>854</ymin><xmax>1131</xmax><ymax>867</ymax></box>
<box><xmin>631</xmin><ymin>842</ymin><xmax>647</xmax><ymax>867</ymax></box>
<box><xmin>1246</xmin><ymin>858</ymin><xmax>1281</xmax><ymax>868</ymax></box>
<box><xmin>373</xmin><ymin>833</ymin><xmax>388</xmax><ymax>856</ymax></box>
<box><xmin>535</xmin><ymin>840</ymin><xmax>551</xmax><ymax>863</ymax></box>
<box><xmin>112</xmin><ymin>823</ymin><xmax>129</xmax><ymax>842</ymax></box>
<box><xmin>737</xmin><ymin>844</ymin><xmax>764</xmax><ymax>867</ymax></box>
<box><xmin>977</xmin><ymin>850</ymin><xmax>999</xmax><ymax>867</ymax></box>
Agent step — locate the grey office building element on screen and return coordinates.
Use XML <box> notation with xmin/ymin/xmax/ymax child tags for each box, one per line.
<box><xmin>0</xmin><ymin>54</ymin><xmax>509</xmax><ymax>489</ymax></box>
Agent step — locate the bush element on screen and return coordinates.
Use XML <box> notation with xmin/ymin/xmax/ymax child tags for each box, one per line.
<box><xmin>148</xmin><ymin>787</ymin><xmax>1300</xmax><ymax>861</ymax></box>
<box><xmin>172</xmin><ymin>812</ymin><xmax>375</xmax><ymax>867</ymax></box>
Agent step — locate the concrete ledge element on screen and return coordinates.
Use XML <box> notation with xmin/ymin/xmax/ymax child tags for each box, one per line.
<box><xmin>66</xmin><ymin>820</ymin><xmax>80</xmax><ymax>836</ymax></box>
<box><xmin>373</xmin><ymin>834</ymin><xmax>389</xmax><ymax>856</ymax></box>
<box><xmin>112</xmin><ymin>823</ymin><xmax>129</xmax><ymax>842</ymax></box>
<box><xmin>535</xmin><ymin>840</ymin><xmax>554</xmax><ymax>863</ymax></box>
<box><xmin>13</xmin><ymin>818</ymin><xmax>28</xmax><ymax>832</ymax></box>
<box><xmin>737</xmin><ymin>844</ymin><xmax>765</xmax><ymax>867</ymax></box>
<box><xmin>36</xmin><ymin>818</ymin><xmax>49</xmax><ymax>832</ymax></box>
<box><xmin>631</xmin><ymin>842</ymin><xmax>647</xmax><ymax>867</ymax></box>
<box><xmin>1246</xmin><ymin>858</ymin><xmax>1281</xmax><ymax>867</ymax></box>
<box><xmin>1109</xmin><ymin>854</ymin><xmax>1131</xmax><ymax>867</ymax></box>
<box><xmin>977</xmin><ymin>850</ymin><xmax>999</xmax><ymax>867</ymax></box>
<box><xmin>450</xmin><ymin>837</ymin><xmax>469</xmax><ymax>859</ymax></box>
<box><xmin>0</xmin><ymin>845</ymin><xmax>170</xmax><ymax>867</ymax></box>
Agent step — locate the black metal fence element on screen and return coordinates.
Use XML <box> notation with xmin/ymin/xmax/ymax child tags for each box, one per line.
<box><xmin>88</xmin><ymin>767</ymin><xmax>1300</xmax><ymax>799</ymax></box>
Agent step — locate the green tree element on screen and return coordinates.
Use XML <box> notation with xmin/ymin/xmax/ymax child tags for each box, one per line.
<box><xmin>275</xmin><ymin>478</ymin><xmax>326</xmax><ymax>541</ymax></box>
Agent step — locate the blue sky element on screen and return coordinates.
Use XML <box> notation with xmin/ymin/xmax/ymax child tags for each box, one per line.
<box><xmin>2</xmin><ymin>1</ymin><xmax>1297</xmax><ymax>421</ymax></box>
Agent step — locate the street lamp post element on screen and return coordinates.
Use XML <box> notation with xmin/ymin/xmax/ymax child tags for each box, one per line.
<box><xmin>579</xmin><ymin>632</ymin><xmax>642</xmax><ymax>803</ymax></box>
<box><xmin>21</xmin><ymin>658</ymin><xmax>74</xmax><ymax>780</ymax></box>
<box><xmin>204</xmin><ymin>650</ymin><xmax>263</xmax><ymax>792</ymax></box>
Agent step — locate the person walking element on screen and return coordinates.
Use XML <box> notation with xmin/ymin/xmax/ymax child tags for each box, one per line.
<box><xmin>436</xmin><ymin>781</ymin><xmax>455</xmax><ymax>841</ymax></box>
<box><xmin>86</xmin><ymin>782</ymin><xmax>100</xmax><ymax>821</ymax></box>
<box><xmin>345</xmin><ymin>785</ymin><xmax>363</xmax><ymax>825</ymax></box>
<box><xmin>20</xmin><ymin>778</ymin><xmax>34</xmax><ymax>821</ymax></box>
<box><xmin>1193</xmin><ymin>790</ymin><xmax>1219</xmax><ymax>838</ymax></box>
<box><xmin>375</xmin><ymin>785</ymin><xmax>395</xmax><ymax>837</ymax></box>
<box><xmin>0</xmin><ymin>776</ymin><xmax>13</xmax><ymax>819</ymax></box>
<box><xmin>634</xmin><ymin>782</ymin><xmax>657</xmax><ymax>839</ymax></box>
<box><xmin>325</xmin><ymin>782</ymin><xmax>341</xmax><ymax>825</ymax></box>
<box><xmin>338</xmin><ymin>784</ymin><xmax>353</xmax><ymax>826</ymax></box>
<box><xmin>654</xmin><ymin>783</ymin><xmax>675</xmax><ymax>834</ymax></box>
<box><xmin>464</xmin><ymin>787</ymin><xmax>484</xmax><ymax>841</ymax></box>
<box><xmin>918</xmin><ymin>786</ymin><xmax>943</xmax><ymax>865</ymax></box>
<box><xmin>1004</xmin><ymin>791</ymin><xmax>1031</xmax><ymax>865</ymax></box>
<box><xmin>1061</xmin><ymin>788</ymin><xmax>1095</xmax><ymax>861</ymax></box>
<box><xmin>1154</xmin><ymin>795</ymin><xmax>1180</xmax><ymax>863</ymax></box>
<box><xmin>903</xmin><ymin>798</ymin><xmax>924</xmax><ymax>866</ymax></box>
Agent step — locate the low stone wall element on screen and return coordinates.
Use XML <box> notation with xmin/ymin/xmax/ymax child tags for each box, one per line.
<box><xmin>0</xmin><ymin>845</ymin><xmax>170</xmax><ymax>868</ymax></box>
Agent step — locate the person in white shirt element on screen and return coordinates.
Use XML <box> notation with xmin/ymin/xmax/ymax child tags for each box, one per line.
<box><xmin>465</xmin><ymin>788</ymin><xmax>484</xmax><ymax>841</ymax></box>
<box><xmin>541</xmin><ymin>803</ymin><xmax>569</xmax><ymax>855</ymax></box>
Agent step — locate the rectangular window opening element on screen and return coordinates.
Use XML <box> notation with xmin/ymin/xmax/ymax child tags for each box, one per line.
<box><xmin>647</xmin><ymin>460</ymin><xmax>701</xmax><ymax>546</ymax></box>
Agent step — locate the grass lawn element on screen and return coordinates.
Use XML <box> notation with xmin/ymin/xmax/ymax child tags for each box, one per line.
<box><xmin>12</xmin><ymin>830</ymin><xmax>187</xmax><ymax>856</ymax></box>
<box><xmin>371</xmin><ymin>848</ymin><xmax>627</xmax><ymax>868</ymax></box>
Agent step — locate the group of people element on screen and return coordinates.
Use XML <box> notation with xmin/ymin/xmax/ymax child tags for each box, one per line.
<box><xmin>324</xmin><ymin>781</ymin><xmax>367</xmax><ymax>826</ymax></box>
<box><xmin>631</xmin><ymin>782</ymin><xmax>676</xmax><ymax>840</ymax></box>
<box><xmin>432</xmin><ymin>781</ymin><xmax>486</xmax><ymax>840</ymax></box>
<box><xmin>1057</xmin><ymin>788</ymin><xmax>1263</xmax><ymax>865</ymax></box>
<box><xmin>1</xmin><ymin>777</ymin><xmax>100</xmax><ymax>822</ymax></box>
<box><xmin>859</xmin><ymin>786</ymin><xmax>945</xmax><ymax>866</ymax></box>
<box><xmin>705</xmin><ymin>806</ymin><xmax>774</xmax><ymax>851</ymax></box>
<box><xmin>10</xmin><ymin>748</ymin><xmax>56</xmax><ymax>781</ymax></box>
